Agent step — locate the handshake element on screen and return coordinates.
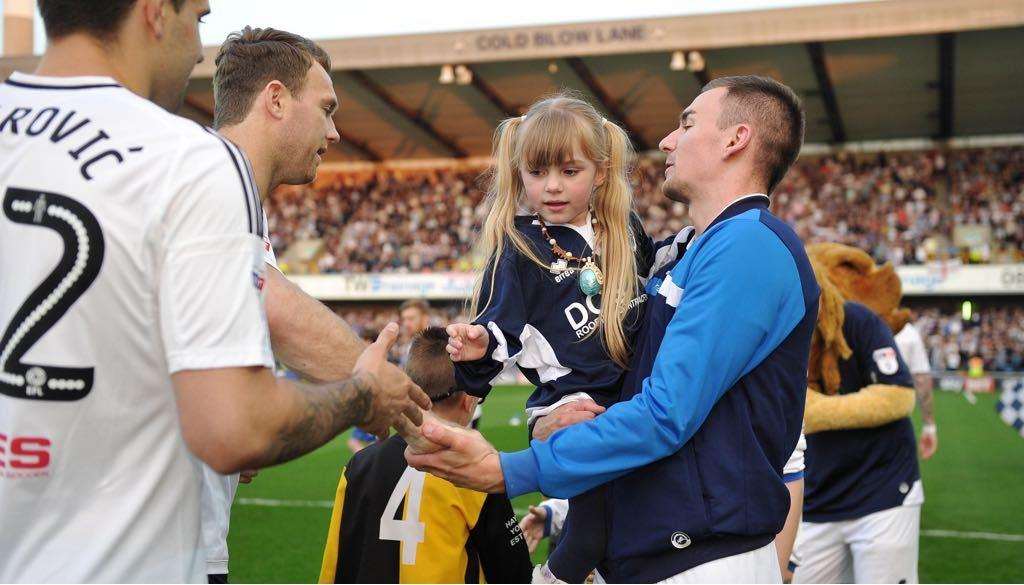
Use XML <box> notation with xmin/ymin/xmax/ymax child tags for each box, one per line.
<box><xmin>352</xmin><ymin>323</ymin><xmax>485</xmax><ymax>449</ymax></box>
<box><xmin>398</xmin><ymin>408</ymin><xmax>507</xmax><ymax>494</ymax></box>
<box><xmin>348</xmin><ymin>321</ymin><xmax>501</xmax><ymax>492</ymax></box>
<box><xmin>399</xmin><ymin>322</ymin><xmax>496</xmax><ymax>456</ymax></box>
<box><xmin>364</xmin><ymin>322</ymin><xmax>604</xmax><ymax>494</ymax></box>
<box><xmin>372</xmin><ymin>322</ymin><xmax>490</xmax><ymax>451</ymax></box>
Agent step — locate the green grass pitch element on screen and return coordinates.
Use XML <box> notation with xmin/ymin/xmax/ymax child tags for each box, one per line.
<box><xmin>227</xmin><ymin>387</ymin><xmax>1024</xmax><ymax>583</ymax></box>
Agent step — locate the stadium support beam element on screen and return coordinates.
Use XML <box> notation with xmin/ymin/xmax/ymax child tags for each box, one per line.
<box><xmin>692</xmin><ymin>64</ymin><xmax>711</xmax><ymax>88</ymax></box>
<box><xmin>937</xmin><ymin>33</ymin><xmax>956</xmax><ymax>139</ymax></box>
<box><xmin>336</xmin><ymin>127</ymin><xmax>383</xmax><ymax>162</ymax></box>
<box><xmin>467</xmin><ymin>66</ymin><xmax>519</xmax><ymax>118</ymax></box>
<box><xmin>346</xmin><ymin>70</ymin><xmax>468</xmax><ymax>158</ymax></box>
<box><xmin>565</xmin><ymin>57</ymin><xmax>651</xmax><ymax>151</ymax></box>
<box><xmin>806</xmin><ymin>42</ymin><xmax>846</xmax><ymax>144</ymax></box>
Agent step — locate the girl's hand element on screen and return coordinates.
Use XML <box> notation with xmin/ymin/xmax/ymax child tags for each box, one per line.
<box><xmin>531</xmin><ymin>400</ymin><xmax>606</xmax><ymax>440</ymax></box>
<box><xmin>519</xmin><ymin>505</ymin><xmax>548</xmax><ymax>553</ymax></box>
<box><xmin>445</xmin><ymin>323</ymin><xmax>489</xmax><ymax>361</ymax></box>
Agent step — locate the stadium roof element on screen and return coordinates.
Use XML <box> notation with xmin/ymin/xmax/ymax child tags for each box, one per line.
<box><xmin>3</xmin><ymin>0</ymin><xmax>1022</xmax><ymax>161</ymax></box>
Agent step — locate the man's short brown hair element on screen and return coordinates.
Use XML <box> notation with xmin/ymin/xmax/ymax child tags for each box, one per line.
<box><xmin>405</xmin><ymin>327</ymin><xmax>461</xmax><ymax>405</ymax></box>
<box><xmin>701</xmin><ymin>75</ymin><xmax>805</xmax><ymax>195</ymax></box>
<box><xmin>38</xmin><ymin>0</ymin><xmax>186</xmax><ymax>40</ymax></box>
<box><xmin>213</xmin><ymin>26</ymin><xmax>331</xmax><ymax>128</ymax></box>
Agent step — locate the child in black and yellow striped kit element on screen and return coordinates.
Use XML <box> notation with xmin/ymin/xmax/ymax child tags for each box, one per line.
<box><xmin>319</xmin><ymin>327</ymin><xmax>531</xmax><ymax>584</ymax></box>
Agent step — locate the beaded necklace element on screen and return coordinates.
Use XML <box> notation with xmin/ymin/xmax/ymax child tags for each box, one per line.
<box><xmin>535</xmin><ymin>213</ymin><xmax>604</xmax><ymax>296</ymax></box>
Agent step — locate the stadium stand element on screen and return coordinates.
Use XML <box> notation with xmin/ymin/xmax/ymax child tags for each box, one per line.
<box><xmin>330</xmin><ymin>302</ymin><xmax>1024</xmax><ymax>373</ymax></box>
<box><xmin>915</xmin><ymin>306</ymin><xmax>1024</xmax><ymax>372</ymax></box>
<box><xmin>775</xmin><ymin>148</ymin><xmax>1024</xmax><ymax>266</ymax></box>
<box><xmin>265</xmin><ymin>146</ymin><xmax>1024</xmax><ymax>274</ymax></box>
<box><xmin>263</xmin><ymin>144</ymin><xmax>1024</xmax><ymax>373</ymax></box>
<box><xmin>265</xmin><ymin>169</ymin><xmax>487</xmax><ymax>274</ymax></box>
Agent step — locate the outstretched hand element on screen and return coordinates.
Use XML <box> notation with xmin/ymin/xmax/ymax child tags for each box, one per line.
<box><xmin>404</xmin><ymin>420</ymin><xmax>505</xmax><ymax>493</ymax></box>
<box><xmin>354</xmin><ymin>323</ymin><xmax>432</xmax><ymax>438</ymax></box>
<box><xmin>446</xmin><ymin>323</ymin><xmax>489</xmax><ymax>362</ymax></box>
<box><xmin>393</xmin><ymin>410</ymin><xmax>445</xmax><ymax>455</ymax></box>
<box><xmin>519</xmin><ymin>505</ymin><xmax>548</xmax><ymax>553</ymax></box>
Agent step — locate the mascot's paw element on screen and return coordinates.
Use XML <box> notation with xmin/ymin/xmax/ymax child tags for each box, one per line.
<box><xmin>805</xmin><ymin>384</ymin><xmax>915</xmax><ymax>434</ymax></box>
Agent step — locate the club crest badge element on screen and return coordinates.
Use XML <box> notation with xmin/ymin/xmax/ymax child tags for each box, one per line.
<box><xmin>872</xmin><ymin>347</ymin><xmax>899</xmax><ymax>375</ymax></box>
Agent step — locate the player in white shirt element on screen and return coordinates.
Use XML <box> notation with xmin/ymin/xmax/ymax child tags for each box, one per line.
<box><xmin>199</xmin><ymin>204</ymin><xmax>278</xmax><ymax>582</ymax></box>
<box><xmin>0</xmin><ymin>2</ymin><xmax>428</xmax><ymax>582</ymax></box>
<box><xmin>199</xmin><ymin>27</ymin><xmax>421</xmax><ymax>582</ymax></box>
<box><xmin>895</xmin><ymin>321</ymin><xmax>938</xmax><ymax>459</ymax></box>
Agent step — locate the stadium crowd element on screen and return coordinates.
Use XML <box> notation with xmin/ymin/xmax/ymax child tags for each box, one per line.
<box><xmin>913</xmin><ymin>306</ymin><xmax>1024</xmax><ymax>372</ymax></box>
<box><xmin>330</xmin><ymin>302</ymin><xmax>1024</xmax><ymax>374</ymax></box>
<box><xmin>264</xmin><ymin>146</ymin><xmax>1024</xmax><ymax>274</ymax></box>
<box><xmin>266</xmin><ymin>145</ymin><xmax>1024</xmax><ymax>374</ymax></box>
<box><xmin>264</xmin><ymin>169</ymin><xmax>487</xmax><ymax>274</ymax></box>
<box><xmin>773</xmin><ymin>147</ymin><xmax>1024</xmax><ymax>266</ymax></box>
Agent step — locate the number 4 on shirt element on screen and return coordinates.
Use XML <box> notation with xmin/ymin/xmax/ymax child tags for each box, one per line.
<box><xmin>380</xmin><ymin>466</ymin><xmax>427</xmax><ymax>564</ymax></box>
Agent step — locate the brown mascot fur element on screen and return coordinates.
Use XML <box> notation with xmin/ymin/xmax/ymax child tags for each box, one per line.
<box><xmin>803</xmin><ymin>243</ymin><xmax>916</xmax><ymax>434</ymax></box>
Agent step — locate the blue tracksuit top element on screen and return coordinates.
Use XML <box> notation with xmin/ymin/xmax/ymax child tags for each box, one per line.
<box><xmin>500</xmin><ymin>195</ymin><xmax>820</xmax><ymax>582</ymax></box>
<box><xmin>455</xmin><ymin>214</ymin><xmax>654</xmax><ymax>418</ymax></box>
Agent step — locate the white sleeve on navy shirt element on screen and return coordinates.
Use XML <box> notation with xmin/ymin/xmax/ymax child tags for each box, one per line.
<box><xmin>783</xmin><ymin>431</ymin><xmax>806</xmax><ymax>481</ymax></box>
<box><xmin>538</xmin><ymin>498</ymin><xmax>570</xmax><ymax>538</ymax></box>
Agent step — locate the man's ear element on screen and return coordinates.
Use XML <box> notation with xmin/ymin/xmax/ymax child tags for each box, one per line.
<box><xmin>723</xmin><ymin>123</ymin><xmax>754</xmax><ymax>160</ymax></box>
<box><xmin>140</xmin><ymin>0</ymin><xmax>168</xmax><ymax>39</ymax></box>
<box><xmin>262</xmin><ymin>80</ymin><xmax>288</xmax><ymax>121</ymax></box>
<box><xmin>461</xmin><ymin>394</ymin><xmax>480</xmax><ymax>418</ymax></box>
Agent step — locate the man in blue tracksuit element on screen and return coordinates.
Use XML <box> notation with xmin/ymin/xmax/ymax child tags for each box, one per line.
<box><xmin>406</xmin><ymin>76</ymin><xmax>819</xmax><ymax>583</ymax></box>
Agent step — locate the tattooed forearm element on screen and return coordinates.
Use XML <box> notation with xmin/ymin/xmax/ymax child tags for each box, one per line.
<box><xmin>261</xmin><ymin>374</ymin><xmax>375</xmax><ymax>467</ymax></box>
<box><xmin>914</xmin><ymin>373</ymin><xmax>935</xmax><ymax>424</ymax></box>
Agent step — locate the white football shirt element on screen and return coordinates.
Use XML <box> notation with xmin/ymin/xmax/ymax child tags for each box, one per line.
<box><xmin>895</xmin><ymin>323</ymin><xmax>931</xmax><ymax>375</ymax></box>
<box><xmin>201</xmin><ymin>208</ymin><xmax>279</xmax><ymax>576</ymax></box>
<box><xmin>0</xmin><ymin>73</ymin><xmax>274</xmax><ymax>583</ymax></box>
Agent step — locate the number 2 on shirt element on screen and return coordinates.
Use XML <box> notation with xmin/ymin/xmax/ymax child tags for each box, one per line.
<box><xmin>0</xmin><ymin>188</ymin><xmax>104</xmax><ymax>402</ymax></box>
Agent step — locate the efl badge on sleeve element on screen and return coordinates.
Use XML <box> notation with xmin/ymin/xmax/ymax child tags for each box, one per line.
<box><xmin>872</xmin><ymin>347</ymin><xmax>899</xmax><ymax>375</ymax></box>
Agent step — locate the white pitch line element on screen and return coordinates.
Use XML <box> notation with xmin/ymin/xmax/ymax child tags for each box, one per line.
<box><xmin>236</xmin><ymin>497</ymin><xmax>333</xmax><ymax>508</ymax></box>
<box><xmin>234</xmin><ymin>499</ymin><xmax>1024</xmax><ymax>544</ymax></box>
<box><xmin>922</xmin><ymin>529</ymin><xmax>1024</xmax><ymax>543</ymax></box>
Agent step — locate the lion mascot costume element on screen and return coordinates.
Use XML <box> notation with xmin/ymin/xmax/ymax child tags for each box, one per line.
<box><xmin>802</xmin><ymin>242</ymin><xmax>916</xmax><ymax>433</ymax></box>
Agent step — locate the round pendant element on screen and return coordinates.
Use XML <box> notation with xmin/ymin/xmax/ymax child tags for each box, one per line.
<box><xmin>579</xmin><ymin>267</ymin><xmax>602</xmax><ymax>296</ymax></box>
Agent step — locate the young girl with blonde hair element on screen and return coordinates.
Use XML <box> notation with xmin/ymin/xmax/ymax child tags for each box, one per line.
<box><xmin>447</xmin><ymin>93</ymin><xmax>653</xmax><ymax>582</ymax></box>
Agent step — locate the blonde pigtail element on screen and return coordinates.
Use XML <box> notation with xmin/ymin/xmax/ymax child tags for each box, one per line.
<box><xmin>470</xmin><ymin>116</ymin><xmax>547</xmax><ymax>319</ymax></box>
<box><xmin>593</xmin><ymin>118</ymin><xmax>638</xmax><ymax>367</ymax></box>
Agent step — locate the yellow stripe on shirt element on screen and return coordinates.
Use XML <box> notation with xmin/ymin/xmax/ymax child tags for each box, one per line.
<box><xmin>319</xmin><ymin>470</ymin><xmax>348</xmax><ymax>583</ymax></box>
